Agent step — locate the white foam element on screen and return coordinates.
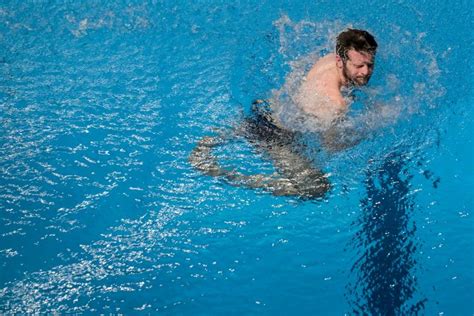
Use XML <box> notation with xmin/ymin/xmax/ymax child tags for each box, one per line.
<box><xmin>268</xmin><ymin>16</ymin><xmax>444</xmax><ymax>147</ymax></box>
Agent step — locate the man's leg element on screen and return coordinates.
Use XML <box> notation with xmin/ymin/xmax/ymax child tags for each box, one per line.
<box><xmin>189</xmin><ymin>103</ymin><xmax>331</xmax><ymax>199</ymax></box>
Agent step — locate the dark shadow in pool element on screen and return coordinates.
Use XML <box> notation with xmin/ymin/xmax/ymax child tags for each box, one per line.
<box><xmin>346</xmin><ymin>152</ymin><xmax>426</xmax><ymax>315</ymax></box>
<box><xmin>189</xmin><ymin>101</ymin><xmax>331</xmax><ymax>199</ymax></box>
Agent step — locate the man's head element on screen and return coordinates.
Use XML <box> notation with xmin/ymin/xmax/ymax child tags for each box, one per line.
<box><xmin>335</xmin><ymin>29</ymin><xmax>378</xmax><ymax>86</ymax></box>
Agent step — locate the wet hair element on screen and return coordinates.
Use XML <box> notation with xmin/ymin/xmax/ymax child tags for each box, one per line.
<box><xmin>336</xmin><ymin>28</ymin><xmax>378</xmax><ymax>60</ymax></box>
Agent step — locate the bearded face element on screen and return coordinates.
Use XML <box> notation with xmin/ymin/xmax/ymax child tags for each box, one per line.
<box><xmin>341</xmin><ymin>49</ymin><xmax>375</xmax><ymax>86</ymax></box>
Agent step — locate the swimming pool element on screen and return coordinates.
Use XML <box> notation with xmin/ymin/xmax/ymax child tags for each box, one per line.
<box><xmin>1</xmin><ymin>1</ymin><xmax>472</xmax><ymax>314</ymax></box>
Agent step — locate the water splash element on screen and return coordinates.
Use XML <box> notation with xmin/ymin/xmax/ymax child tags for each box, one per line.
<box><xmin>265</xmin><ymin>15</ymin><xmax>447</xmax><ymax>185</ymax></box>
<box><xmin>271</xmin><ymin>16</ymin><xmax>443</xmax><ymax>132</ymax></box>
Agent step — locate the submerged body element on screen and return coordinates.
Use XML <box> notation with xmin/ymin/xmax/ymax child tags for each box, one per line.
<box><xmin>190</xmin><ymin>101</ymin><xmax>331</xmax><ymax>198</ymax></box>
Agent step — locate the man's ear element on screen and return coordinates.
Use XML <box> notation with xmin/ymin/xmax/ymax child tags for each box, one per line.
<box><xmin>335</xmin><ymin>54</ymin><xmax>344</xmax><ymax>69</ymax></box>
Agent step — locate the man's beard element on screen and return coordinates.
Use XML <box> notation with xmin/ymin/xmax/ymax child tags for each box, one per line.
<box><xmin>342</xmin><ymin>63</ymin><xmax>370</xmax><ymax>86</ymax></box>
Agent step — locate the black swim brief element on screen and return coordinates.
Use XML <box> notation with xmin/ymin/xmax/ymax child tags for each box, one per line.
<box><xmin>244</xmin><ymin>100</ymin><xmax>299</xmax><ymax>146</ymax></box>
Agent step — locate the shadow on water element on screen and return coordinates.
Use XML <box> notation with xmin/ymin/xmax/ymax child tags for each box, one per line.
<box><xmin>346</xmin><ymin>152</ymin><xmax>426</xmax><ymax>315</ymax></box>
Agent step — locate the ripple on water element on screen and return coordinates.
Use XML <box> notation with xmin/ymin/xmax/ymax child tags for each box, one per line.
<box><xmin>1</xmin><ymin>2</ymin><xmax>470</xmax><ymax>314</ymax></box>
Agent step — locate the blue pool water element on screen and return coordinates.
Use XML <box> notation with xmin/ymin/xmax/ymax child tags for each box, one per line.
<box><xmin>1</xmin><ymin>1</ymin><xmax>473</xmax><ymax>314</ymax></box>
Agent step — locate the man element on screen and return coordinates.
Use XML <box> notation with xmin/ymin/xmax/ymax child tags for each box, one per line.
<box><xmin>189</xmin><ymin>29</ymin><xmax>378</xmax><ymax>198</ymax></box>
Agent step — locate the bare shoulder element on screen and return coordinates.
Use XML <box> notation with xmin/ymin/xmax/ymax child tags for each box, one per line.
<box><xmin>306</xmin><ymin>53</ymin><xmax>337</xmax><ymax>81</ymax></box>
